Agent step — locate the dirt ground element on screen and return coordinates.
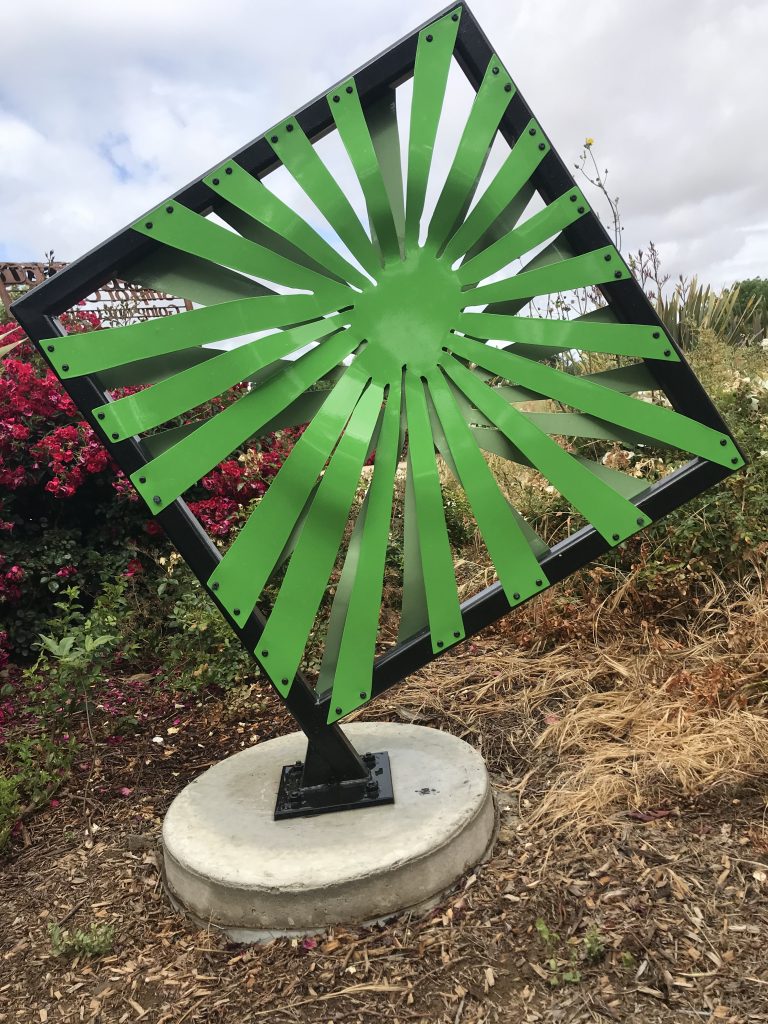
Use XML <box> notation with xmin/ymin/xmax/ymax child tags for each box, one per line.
<box><xmin>3</xmin><ymin>597</ymin><xmax>768</xmax><ymax>1024</ymax></box>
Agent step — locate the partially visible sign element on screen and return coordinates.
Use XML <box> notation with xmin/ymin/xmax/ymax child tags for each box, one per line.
<box><xmin>0</xmin><ymin>262</ymin><xmax>191</xmax><ymax>325</ymax></box>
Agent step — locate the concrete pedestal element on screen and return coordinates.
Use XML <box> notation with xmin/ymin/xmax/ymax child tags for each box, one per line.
<box><xmin>162</xmin><ymin>722</ymin><xmax>496</xmax><ymax>940</ymax></box>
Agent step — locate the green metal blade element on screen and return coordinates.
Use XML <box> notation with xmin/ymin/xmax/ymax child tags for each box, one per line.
<box><xmin>94</xmin><ymin>315</ymin><xmax>346</xmax><ymax>440</ymax></box>
<box><xmin>366</xmin><ymin>91</ymin><xmax>405</xmax><ymax>249</ymax></box>
<box><xmin>96</xmin><ymin>347</ymin><xmax>219</xmax><ymax>390</ymax></box>
<box><xmin>447</xmin><ymin>335</ymin><xmax>744</xmax><ymax>469</ymax></box>
<box><xmin>398</xmin><ymin>447</ymin><xmax>430</xmax><ymax>642</ymax></box>
<box><xmin>330</xmin><ymin>79</ymin><xmax>401</xmax><ymax>263</ymax></box>
<box><xmin>258</xmin><ymin>381</ymin><xmax>385</xmax><ymax>696</ymax></box>
<box><xmin>455</xmin><ymin>311</ymin><xmax>679</xmax><ymax>362</ymax></box>
<box><xmin>204</xmin><ymin>162</ymin><xmax>370</xmax><ymax>291</ymax></box>
<box><xmin>524</xmin><ymin>411</ymin><xmax>674</xmax><ymax>451</ymax></box>
<box><xmin>269</xmin><ymin>121</ymin><xmax>380</xmax><ymax>277</ymax></box>
<box><xmin>462</xmin><ymin>182</ymin><xmax>535</xmax><ymax>266</ymax></box>
<box><xmin>442</xmin><ymin>120</ymin><xmax>550</xmax><ymax>264</ymax></box>
<box><xmin>132</xmin><ymin>204</ymin><xmax>352</xmax><ymax>298</ymax></box>
<box><xmin>128</xmin><ymin>248</ymin><xmax>273</xmax><ymax>305</ymax></box>
<box><xmin>462</xmin><ymin>246</ymin><xmax>627</xmax><ymax>308</ymax></box>
<box><xmin>47</xmin><ymin>293</ymin><xmax>344</xmax><ymax>378</ymax></box>
<box><xmin>426</xmin><ymin>368</ymin><xmax>548</xmax><ymax>602</ymax></box>
<box><xmin>426</xmin><ymin>55</ymin><xmax>514</xmax><ymax>253</ymax></box>
<box><xmin>404</xmin><ymin>370</ymin><xmax>464</xmax><ymax>651</ymax></box>
<box><xmin>458</xmin><ymin>189</ymin><xmax>591</xmax><ymax>285</ymax></box>
<box><xmin>444</xmin><ymin>357</ymin><xmax>652</xmax><ymax>543</ymax></box>
<box><xmin>404</xmin><ymin>9</ymin><xmax>461</xmax><ymax>250</ymax></box>
<box><xmin>130</xmin><ymin>328</ymin><xmax>361</xmax><ymax>512</ymax></box>
<box><xmin>206</xmin><ymin>362</ymin><xmax>371</xmax><ymax>628</ymax></box>
<box><xmin>326</xmin><ymin>380</ymin><xmax>403</xmax><ymax>722</ymax></box>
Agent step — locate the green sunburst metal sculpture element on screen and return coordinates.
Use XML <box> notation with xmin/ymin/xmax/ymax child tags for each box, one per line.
<box><xmin>13</xmin><ymin>4</ymin><xmax>745</xmax><ymax>815</ymax></box>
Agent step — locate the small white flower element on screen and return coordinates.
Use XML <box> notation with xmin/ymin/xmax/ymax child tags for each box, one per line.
<box><xmin>760</xmin><ymin>337</ymin><xmax>768</xmax><ymax>351</ymax></box>
<box><xmin>151</xmin><ymin>735</ymin><xmax>164</xmax><ymax>745</ymax></box>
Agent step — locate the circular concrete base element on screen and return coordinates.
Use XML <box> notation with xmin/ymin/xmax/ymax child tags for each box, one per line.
<box><xmin>162</xmin><ymin>723</ymin><xmax>496</xmax><ymax>939</ymax></box>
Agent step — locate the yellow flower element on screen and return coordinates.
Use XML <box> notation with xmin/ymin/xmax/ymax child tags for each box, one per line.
<box><xmin>585</xmin><ymin>137</ymin><xmax>594</xmax><ymax>147</ymax></box>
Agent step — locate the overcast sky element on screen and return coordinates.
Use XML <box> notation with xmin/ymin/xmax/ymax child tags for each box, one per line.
<box><xmin>2</xmin><ymin>0</ymin><xmax>766</xmax><ymax>290</ymax></box>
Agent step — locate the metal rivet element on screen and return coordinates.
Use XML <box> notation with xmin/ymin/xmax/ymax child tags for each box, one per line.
<box><xmin>492</xmin><ymin>66</ymin><xmax>499</xmax><ymax>75</ymax></box>
<box><xmin>212</xmin><ymin>177</ymin><xmax>220</xmax><ymax>185</ymax></box>
<box><xmin>346</xmin><ymin>85</ymin><xmax>353</xmax><ymax>94</ymax></box>
<box><xmin>47</xmin><ymin>345</ymin><xmax>55</xmax><ymax>352</ymax></box>
<box><xmin>570</xmin><ymin>195</ymin><xmax>577</xmax><ymax>202</ymax></box>
<box><xmin>261</xmin><ymin>649</ymin><xmax>269</xmax><ymax>657</ymax></box>
<box><xmin>538</xmin><ymin>142</ymin><xmax>546</xmax><ymax>151</ymax></box>
<box><xmin>335</xmin><ymin>706</ymin><xmax>343</xmax><ymax>715</ymax></box>
<box><xmin>426</xmin><ymin>33</ymin><xmax>433</xmax><ymax>42</ymax></box>
<box><xmin>270</xmin><ymin>134</ymin><xmax>278</xmax><ymax>143</ymax></box>
<box><xmin>731</xmin><ymin>457</ymin><xmax>739</xmax><ymax>465</ymax></box>
<box><xmin>577</xmin><ymin>206</ymin><xmax>585</xmax><ymax>213</ymax></box>
<box><xmin>653</xmin><ymin>331</ymin><xmax>660</xmax><ymax>339</ymax></box>
<box><xmin>359</xmin><ymin>691</ymin><xmax>367</xmax><ymax>699</ymax></box>
<box><xmin>636</xmin><ymin>517</ymin><xmax>644</xmax><ymax>526</ymax></box>
<box><xmin>139</xmin><ymin>476</ymin><xmax>146</xmax><ymax>484</ymax></box>
<box><xmin>145</xmin><ymin>221</ymin><xmax>153</xmax><ymax>229</ymax></box>
<box><xmin>61</xmin><ymin>364</ymin><xmax>69</xmax><ymax>372</ymax></box>
<box><xmin>614</xmin><ymin>270</ymin><xmax>622</xmax><ymax>279</ymax></box>
<box><xmin>233</xmin><ymin>608</ymin><xmax>241</xmax><ymax>616</ymax></box>
<box><xmin>97</xmin><ymin>412</ymin><xmax>105</xmax><ymax>420</ymax></box>
<box><xmin>529</xmin><ymin>127</ymin><xmax>537</xmax><ymax>136</ymax></box>
<box><xmin>451</xmin><ymin>11</ymin><xmax>459</xmax><ymax>20</ymax></box>
<box><xmin>664</xmin><ymin>349</ymin><xmax>671</xmax><ymax>357</ymax></box>
<box><xmin>152</xmin><ymin>496</ymin><xmax>161</xmax><ymax>505</ymax></box>
<box><xmin>286</xmin><ymin>123</ymin><xmax>294</xmax><ymax>132</ymax></box>
<box><xmin>211</xmin><ymin>582</ymin><xmax>219</xmax><ymax>591</ymax></box>
<box><xmin>165</xmin><ymin>205</ymin><xmax>173</xmax><ymax>214</ymax></box>
<box><xmin>536</xmin><ymin>579</ymin><xmax>543</xmax><ymax>587</ymax></box>
<box><xmin>332</xmin><ymin>95</ymin><xmax>340</xmax><ymax>103</ymax></box>
<box><xmin>604</xmin><ymin>254</ymin><xmax>612</xmax><ymax>262</ymax></box>
<box><xmin>453</xmin><ymin>631</ymin><xmax>460</xmax><ymax>638</ymax></box>
<box><xmin>282</xmin><ymin>677</ymin><xmax>289</xmax><ymax>685</ymax></box>
<box><xmin>437</xmin><ymin>640</ymin><xmax>444</xmax><ymax>648</ymax></box>
<box><xmin>504</xmin><ymin>83</ymin><xmax>512</xmax><ymax>92</ymax></box>
<box><xmin>612</xmin><ymin>533</ymin><xmax>620</xmax><ymax>541</ymax></box>
<box><xmin>720</xmin><ymin>438</ymin><xmax>728</xmax><ymax>447</ymax></box>
<box><xmin>111</xmin><ymin>432</ymin><xmax>119</xmax><ymax>440</ymax></box>
<box><xmin>225</xmin><ymin>166</ymin><xmax>233</xmax><ymax>174</ymax></box>
<box><xmin>513</xmin><ymin>592</ymin><xmax>520</xmax><ymax>601</ymax></box>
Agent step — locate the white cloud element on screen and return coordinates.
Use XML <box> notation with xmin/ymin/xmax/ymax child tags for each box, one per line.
<box><xmin>2</xmin><ymin>0</ymin><xmax>766</xmax><ymax>287</ymax></box>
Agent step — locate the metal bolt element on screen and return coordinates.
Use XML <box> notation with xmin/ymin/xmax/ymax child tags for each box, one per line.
<box><xmin>346</xmin><ymin>85</ymin><xmax>353</xmax><ymax>94</ymax></box>
<box><xmin>139</xmin><ymin>476</ymin><xmax>146</xmax><ymax>484</ymax></box>
<box><xmin>145</xmin><ymin>221</ymin><xmax>153</xmax><ymax>229</ymax></box>
<box><xmin>636</xmin><ymin>517</ymin><xmax>644</xmax><ymax>526</ymax></box>
<box><xmin>529</xmin><ymin>127</ymin><xmax>537</xmax><ymax>136</ymax></box>
<box><xmin>332</xmin><ymin>94</ymin><xmax>340</xmax><ymax>103</ymax></box>
<box><xmin>731</xmin><ymin>457</ymin><xmax>739</xmax><ymax>465</ymax></box>
<box><xmin>437</xmin><ymin>640</ymin><xmax>444</xmax><ymax>648</ymax></box>
<box><xmin>165</xmin><ymin>205</ymin><xmax>173</xmax><ymax>213</ymax></box>
<box><xmin>451</xmin><ymin>11</ymin><xmax>459</xmax><ymax>20</ymax></box>
<box><xmin>270</xmin><ymin>134</ymin><xmax>278</xmax><ymax>143</ymax></box>
<box><xmin>359</xmin><ymin>691</ymin><xmax>367</xmax><ymax>700</ymax></box>
<box><xmin>282</xmin><ymin>677</ymin><xmax>289</xmax><ymax>685</ymax></box>
<box><xmin>612</xmin><ymin>533</ymin><xmax>620</xmax><ymax>541</ymax></box>
<box><xmin>513</xmin><ymin>592</ymin><xmax>520</xmax><ymax>600</ymax></box>
<box><xmin>453</xmin><ymin>630</ymin><xmax>460</xmax><ymax>638</ymax></box>
<box><xmin>720</xmin><ymin>438</ymin><xmax>728</xmax><ymax>446</ymax></box>
<box><xmin>335</xmin><ymin>706</ymin><xmax>343</xmax><ymax>715</ymax></box>
<box><xmin>492</xmin><ymin>66</ymin><xmax>499</xmax><ymax>75</ymax></box>
<box><xmin>653</xmin><ymin>331</ymin><xmax>660</xmax><ymax>339</ymax></box>
<box><xmin>233</xmin><ymin>608</ymin><xmax>241</xmax><ymax>616</ymax></box>
<box><xmin>536</xmin><ymin>579</ymin><xmax>543</xmax><ymax>587</ymax></box>
<box><xmin>604</xmin><ymin>253</ymin><xmax>612</xmax><ymax>261</ymax></box>
<box><xmin>664</xmin><ymin>349</ymin><xmax>671</xmax><ymax>357</ymax></box>
<box><xmin>111</xmin><ymin>432</ymin><xmax>119</xmax><ymax>440</ymax></box>
<box><xmin>426</xmin><ymin>33</ymin><xmax>433</xmax><ymax>42</ymax></box>
<box><xmin>261</xmin><ymin>649</ymin><xmax>269</xmax><ymax>657</ymax></box>
<box><xmin>212</xmin><ymin>177</ymin><xmax>220</xmax><ymax>185</ymax></box>
<box><xmin>538</xmin><ymin>142</ymin><xmax>546</xmax><ymax>151</ymax></box>
<box><xmin>614</xmin><ymin>270</ymin><xmax>622</xmax><ymax>279</ymax></box>
<box><xmin>97</xmin><ymin>412</ymin><xmax>105</xmax><ymax>420</ymax></box>
<box><xmin>366</xmin><ymin>778</ymin><xmax>379</xmax><ymax>793</ymax></box>
<box><xmin>61</xmin><ymin>364</ymin><xmax>69</xmax><ymax>372</ymax></box>
<box><xmin>47</xmin><ymin>345</ymin><xmax>54</xmax><ymax>352</ymax></box>
<box><xmin>225</xmin><ymin>166</ymin><xmax>233</xmax><ymax>174</ymax></box>
<box><xmin>504</xmin><ymin>83</ymin><xmax>512</xmax><ymax>92</ymax></box>
<box><xmin>211</xmin><ymin>581</ymin><xmax>219</xmax><ymax>591</ymax></box>
<box><xmin>570</xmin><ymin>195</ymin><xmax>577</xmax><ymax>202</ymax></box>
<box><xmin>577</xmin><ymin>206</ymin><xmax>585</xmax><ymax>213</ymax></box>
<box><xmin>286</xmin><ymin>123</ymin><xmax>294</xmax><ymax>132</ymax></box>
<box><xmin>152</xmin><ymin>496</ymin><xmax>161</xmax><ymax>505</ymax></box>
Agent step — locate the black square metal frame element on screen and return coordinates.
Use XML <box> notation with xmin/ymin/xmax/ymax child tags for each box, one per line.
<box><xmin>12</xmin><ymin>2</ymin><xmax>746</xmax><ymax>787</ymax></box>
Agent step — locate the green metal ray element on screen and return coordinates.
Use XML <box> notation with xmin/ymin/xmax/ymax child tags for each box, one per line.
<box><xmin>398</xmin><ymin>446</ymin><xmax>430</xmax><ymax>642</ymax></box>
<box><xmin>426</xmin><ymin>368</ymin><xmax>548</xmax><ymax>602</ymax></box>
<box><xmin>404</xmin><ymin>9</ymin><xmax>461</xmax><ymax>250</ymax></box>
<box><xmin>462</xmin><ymin>246</ymin><xmax>627</xmax><ymax>308</ymax></box>
<box><xmin>444</xmin><ymin>356</ymin><xmax>652</xmax><ymax>544</ymax></box>
<box><xmin>204</xmin><ymin>162</ymin><xmax>370</xmax><ymax>290</ymax></box>
<box><xmin>46</xmin><ymin>293</ymin><xmax>344</xmax><ymax>378</ymax></box>
<box><xmin>404</xmin><ymin>370</ymin><xmax>464</xmax><ymax>652</ymax></box>
<box><xmin>524</xmin><ymin>411</ymin><xmax>674</xmax><ymax>451</ymax></box>
<box><xmin>330</xmin><ymin>79</ymin><xmax>401</xmax><ymax>263</ymax></box>
<box><xmin>268</xmin><ymin>121</ymin><xmax>380</xmax><ymax>278</ymax></box>
<box><xmin>366</xmin><ymin>90</ymin><xmax>405</xmax><ymax>249</ymax></box>
<box><xmin>132</xmin><ymin>203</ymin><xmax>352</xmax><ymax>299</ymax></box>
<box><xmin>206</xmin><ymin>361</ymin><xmax>371</xmax><ymax>628</ymax></box>
<box><xmin>462</xmin><ymin>182</ymin><xmax>535</xmax><ymax>265</ymax></box>
<box><xmin>94</xmin><ymin>315</ymin><xmax>347</xmax><ymax>441</ymax></box>
<box><xmin>442</xmin><ymin>120</ymin><xmax>550</xmax><ymax>265</ymax></box>
<box><xmin>326</xmin><ymin>380</ymin><xmax>402</xmax><ymax>722</ymax></box>
<box><xmin>447</xmin><ymin>334</ymin><xmax>744</xmax><ymax>469</ymax></box>
<box><xmin>457</xmin><ymin>188</ymin><xmax>591</xmax><ymax>285</ymax></box>
<box><xmin>425</xmin><ymin>55</ymin><xmax>514</xmax><ymax>253</ymax></box>
<box><xmin>130</xmin><ymin>328</ymin><xmax>361</xmax><ymax>513</ymax></box>
<box><xmin>455</xmin><ymin>311</ymin><xmax>679</xmax><ymax>362</ymax></box>
<box><xmin>96</xmin><ymin>347</ymin><xmax>219</xmax><ymax>391</ymax></box>
<box><xmin>258</xmin><ymin>381</ymin><xmax>385</xmax><ymax>696</ymax></box>
<box><xmin>128</xmin><ymin>248</ymin><xmax>273</xmax><ymax>306</ymax></box>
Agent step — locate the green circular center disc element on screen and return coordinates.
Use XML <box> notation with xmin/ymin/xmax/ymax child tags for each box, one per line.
<box><xmin>349</xmin><ymin>250</ymin><xmax>461</xmax><ymax>383</ymax></box>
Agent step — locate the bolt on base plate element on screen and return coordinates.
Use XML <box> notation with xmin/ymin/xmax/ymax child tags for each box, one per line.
<box><xmin>274</xmin><ymin>751</ymin><xmax>394</xmax><ymax>820</ymax></box>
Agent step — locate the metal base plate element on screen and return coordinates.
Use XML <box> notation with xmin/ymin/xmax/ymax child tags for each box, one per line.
<box><xmin>274</xmin><ymin>750</ymin><xmax>394</xmax><ymax>820</ymax></box>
